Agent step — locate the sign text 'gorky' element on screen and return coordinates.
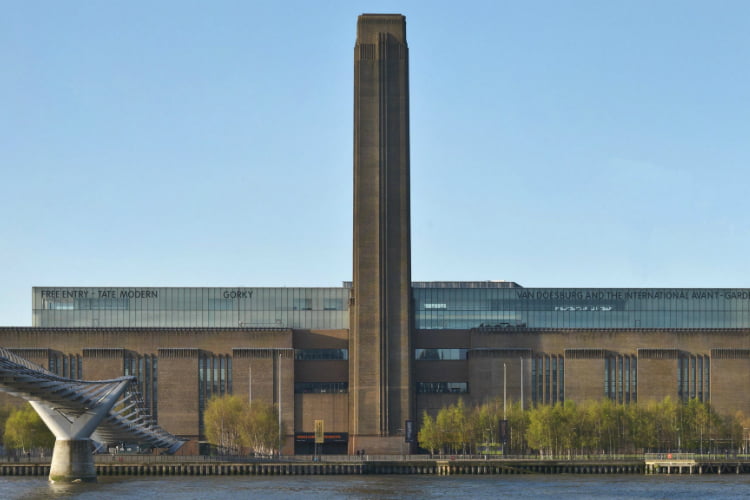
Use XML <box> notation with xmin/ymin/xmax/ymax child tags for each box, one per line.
<box><xmin>223</xmin><ymin>290</ymin><xmax>253</xmax><ymax>299</ymax></box>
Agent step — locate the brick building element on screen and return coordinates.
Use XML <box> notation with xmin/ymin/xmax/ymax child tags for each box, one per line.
<box><xmin>3</xmin><ymin>15</ymin><xmax>750</xmax><ymax>455</ymax></box>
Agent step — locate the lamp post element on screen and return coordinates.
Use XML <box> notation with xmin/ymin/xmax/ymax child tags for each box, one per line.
<box><xmin>503</xmin><ymin>363</ymin><xmax>508</xmax><ymax>420</ymax></box>
<box><xmin>503</xmin><ymin>362</ymin><xmax>507</xmax><ymax>457</ymax></box>
<box><xmin>520</xmin><ymin>357</ymin><xmax>524</xmax><ymax>411</ymax></box>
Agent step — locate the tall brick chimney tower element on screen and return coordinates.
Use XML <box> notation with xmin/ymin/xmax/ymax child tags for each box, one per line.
<box><xmin>349</xmin><ymin>14</ymin><xmax>414</xmax><ymax>454</ymax></box>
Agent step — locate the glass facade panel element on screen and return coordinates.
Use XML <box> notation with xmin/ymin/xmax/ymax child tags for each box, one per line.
<box><xmin>33</xmin><ymin>287</ymin><xmax>350</xmax><ymax>329</ymax></box>
<box><xmin>32</xmin><ymin>285</ymin><xmax>750</xmax><ymax>331</ymax></box>
<box><xmin>413</xmin><ymin>287</ymin><xmax>750</xmax><ymax>330</ymax></box>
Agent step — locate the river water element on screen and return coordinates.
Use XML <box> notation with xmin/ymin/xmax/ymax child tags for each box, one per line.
<box><xmin>2</xmin><ymin>474</ymin><xmax>750</xmax><ymax>499</ymax></box>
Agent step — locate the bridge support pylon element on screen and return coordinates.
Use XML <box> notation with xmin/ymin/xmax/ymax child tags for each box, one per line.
<box><xmin>30</xmin><ymin>379</ymin><xmax>131</xmax><ymax>482</ymax></box>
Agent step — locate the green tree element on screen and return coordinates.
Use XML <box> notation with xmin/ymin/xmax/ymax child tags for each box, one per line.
<box><xmin>625</xmin><ymin>402</ymin><xmax>648</xmax><ymax>452</ymax></box>
<box><xmin>526</xmin><ymin>404</ymin><xmax>554</xmax><ymax>456</ymax></box>
<box><xmin>0</xmin><ymin>405</ymin><xmax>13</xmax><ymax>445</ymax></box>
<box><xmin>506</xmin><ymin>401</ymin><xmax>528</xmax><ymax>453</ymax></box>
<box><xmin>553</xmin><ymin>401</ymin><xmax>580</xmax><ymax>457</ymax></box>
<box><xmin>204</xmin><ymin>394</ymin><xmax>247</xmax><ymax>455</ymax></box>
<box><xmin>472</xmin><ymin>402</ymin><xmax>500</xmax><ymax>453</ymax></box>
<box><xmin>204</xmin><ymin>395</ymin><xmax>283</xmax><ymax>456</ymax></box>
<box><xmin>434</xmin><ymin>405</ymin><xmax>455</xmax><ymax>454</ymax></box>
<box><xmin>637</xmin><ymin>399</ymin><xmax>663</xmax><ymax>451</ymax></box>
<box><xmin>418</xmin><ymin>396</ymin><xmax>750</xmax><ymax>457</ymax></box>
<box><xmin>3</xmin><ymin>404</ymin><xmax>55</xmax><ymax>452</ymax></box>
<box><xmin>720</xmin><ymin>411</ymin><xmax>743</xmax><ymax>453</ymax></box>
<box><xmin>431</xmin><ymin>400</ymin><xmax>472</xmax><ymax>454</ymax></box>
<box><xmin>596</xmin><ymin>398</ymin><xmax>622</xmax><ymax>454</ymax></box>
<box><xmin>242</xmin><ymin>400</ymin><xmax>282</xmax><ymax>456</ymax></box>
<box><xmin>417</xmin><ymin>411</ymin><xmax>440</xmax><ymax>455</ymax></box>
<box><xmin>577</xmin><ymin>401</ymin><xmax>600</xmax><ymax>454</ymax></box>
<box><xmin>658</xmin><ymin>397</ymin><xmax>680</xmax><ymax>451</ymax></box>
<box><xmin>452</xmin><ymin>399</ymin><xmax>472</xmax><ymax>454</ymax></box>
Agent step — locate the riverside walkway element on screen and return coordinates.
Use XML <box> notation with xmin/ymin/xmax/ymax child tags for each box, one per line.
<box><xmin>0</xmin><ymin>455</ymin><xmax>646</xmax><ymax>476</ymax></box>
<box><xmin>10</xmin><ymin>454</ymin><xmax>750</xmax><ymax>477</ymax></box>
<box><xmin>5</xmin><ymin>454</ymin><xmax>750</xmax><ymax>476</ymax></box>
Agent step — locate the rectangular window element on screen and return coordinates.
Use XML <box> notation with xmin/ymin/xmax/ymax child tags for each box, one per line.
<box><xmin>323</xmin><ymin>298</ymin><xmax>344</xmax><ymax>311</ymax></box>
<box><xmin>295</xmin><ymin>349</ymin><xmax>348</xmax><ymax>361</ymax></box>
<box><xmin>678</xmin><ymin>357</ymin><xmax>687</xmax><ymax>401</ymax></box>
<box><xmin>604</xmin><ymin>357</ymin><xmax>611</xmax><ymax>399</ymax></box>
<box><xmin>152</xmin><ymin>357</ymin><xmax>158</xmax><ymax>419</ymax></box>
<box><xmin>213</xmin><ymin>357</ymin><xmax>219</xmax><ymax>395</ymax></box>
<box><xmin>537</xmin><ymin>357</ymin><xmax>544</xmax><ymax>403</ymax></box>
<box><xmin>293</xmin><ymin>298</ymin><xmax>313</xmax><ymax>311</ymax></box>
<box><xmin>551</xmin><ymin>357</ymin><xmax>558</xmax><ymax>404</ymax></box>
<box><xmin>414</xmin><ymin>349</ymin><xmax>468</xmax><ymax>360</ymax></box>
<box><xmin>690</xmin><ymin>356</ymin><xmax>697</xmax><ymax>399</ymax></box>
<box><xmin>704</xmin><ymin>356</ymin><xmax>710</xmax><ymax>402</ymax></box>
<box><xmin>624</xmin><ymin>357</ymin><xmax>631</xmax><ymax>403</ymax></box>
<box><xmin>559</xmin><ymin>357</ymin><xmax>565</xmax><ymax>402</ymax></box>
<box><xmin>416</xmin><ymin>382</ymin><xmax>468</xmax><ymax>394</ymax></box>
<box><xmin>124</xmin><ymin>353</ymin><xmax>159</xmax><ymax>421</ymax></box>
<box><xmin>294</xmin><ymin>382</ymin><xmax>348</xmax><ymax>393</ymax></box>
<box><xmin>147</xmin><ymin>357</ymin><xmax>153</xmax><ymax>398</ymax></box>
<box><xmin>220</xmin><ymin>356</ymin><xmax>226</xmax><ymax>396</ymax></box>
<box><xmin>48</xmin><ymin>354</ymin><xmax>58</xmax><ymax>375</ymax></box>
<box><xmin>225</xmin><ymin>357</ymin><xmax>231</xmax><ymax>395</ymax></box>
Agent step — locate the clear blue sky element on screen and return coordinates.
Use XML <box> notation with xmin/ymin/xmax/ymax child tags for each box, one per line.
<box><xmin>2</xmin><ymin>1</ymin><xmax>749</xmax><ymax>326</ymax></box>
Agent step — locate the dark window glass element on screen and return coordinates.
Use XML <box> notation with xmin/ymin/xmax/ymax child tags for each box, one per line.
<box><xmin>416</xmin><ymin>382</ymin><xmax>468</xmax><ymax>394</ymax></box>
<box><xmin>295</xmin><ymin>349</ymin><xmax>348</xmax><ymax>361</ymax></box>
<box><xmin>294</xmin><ymin>382</ymin><xmax>348</xmax><ymax>393</ymax></box>
<box><xmin>414</xmin><ymin>349</ymin><xmax>468</xmax><ymax>360</ymax></box>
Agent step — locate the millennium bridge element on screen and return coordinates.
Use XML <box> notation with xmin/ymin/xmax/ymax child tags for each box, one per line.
<box><xmin>0</xmin><ymin>347</ymin><xmax>183</xmax><ymax>482</ymax></box>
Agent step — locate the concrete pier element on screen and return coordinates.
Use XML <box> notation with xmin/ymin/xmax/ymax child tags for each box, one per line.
<box><xmin>48</xmin><ymin>439</ymin><xmax>96</xmax><ymax>483</ymax></box>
